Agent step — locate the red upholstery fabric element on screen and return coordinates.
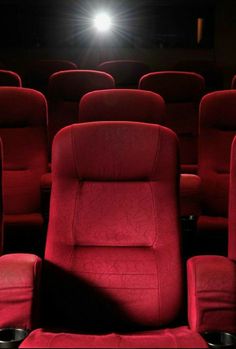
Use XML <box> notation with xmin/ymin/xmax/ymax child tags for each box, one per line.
<box><xmin>17</xmin><ymin>121</ymin><xmax>206</xmax><ymax>347</ymax></box>
<box><xmin>21</xmin><ymin>327</ymin><xmax>207</xmax><ymax>348</ymax></box>
<box><xmin>0</xmin><ymin>253</ymin><xmax>41</xmax><ymax>330</ymax></box>
<box><xmin>24</xmin><ymin>59</ymin><xmax>77</xmax><ymax>95</ymax></box>
<box><xmin>180</xmin><ymin>174</ymin><xmax>201</xmax><ymax>217</ymax></box>
<box><xmin>98</xmin><ymin>60</ymin><xmax>151</xmax><ymax>88</ymax></box>
<box><xmin>0</xmin><ymin>87</ymin><xmax>48</xmax><ymax>253</ymax></box>
<box><xmin>48</xmin><ymin>70</ymin><xmax>115</xmax><ymax>148</ymax></box>
<box><xmin>187</xmin><ymin>255</ymin><xmax>236</xmax><ymax>333</ymax></box>
<box><xmin>229</xmin><ymin>137</ymin><xmax>236</xmax><ymax>260</ymax></box>
<box><xmin>79</xmin><ymin>89</ymin><xmax>165</xmax><ymax>124</ymax></box>
<box><xmin>0</xmin><ymin>70</ymin><xmax>22</xmax><ymax>87</ymax></box>
<box><xmin>139</xmin><ymin>71</ymin><xmax>205</xmax><ymax>173</ymax></box>
<box><xmin>198</xmin><ymin>91</ymin><xmax>236</xmax><ymax>254</ymax></box>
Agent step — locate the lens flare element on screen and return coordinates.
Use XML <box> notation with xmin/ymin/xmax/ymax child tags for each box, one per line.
<box><xmin>94</xmin><ymin>13</ymin><xmax>112</xmax><ymax>32</ymax></box>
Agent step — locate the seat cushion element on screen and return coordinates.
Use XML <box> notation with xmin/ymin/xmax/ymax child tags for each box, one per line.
<box><xmin>20</xmin><ymin>327</ymin><xmax>207</xmax><ymax>348</ymax></box>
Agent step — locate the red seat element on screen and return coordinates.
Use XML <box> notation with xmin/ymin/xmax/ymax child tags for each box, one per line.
<box><xmin>48</xmin><ymin>70</ymin><xmax>115</xmax><ymax>148</ymax></box>
<box><xmin>79</xmin><ymin>89</ymin><xmax>165</xmax><ymax>124</ymax></box>
<box><xmin>0</xmin><ymin>70</ymin><xmax>21</xmax><ymax>87</ymax></box>
<box><xmin>0</xmin><ymin>121</ymin><xmax>205</xmax><ymax>348</ymax></box>
<box><xmin>98</xmin><ymin>60</ymin><xmax>151</xmax><ymax>88</ymax></box>
<box><xmin>24</xmin><ymin>59</ymin><xmax>77</xmax><ymax>95</ymax></box>
<box><xmin>139</xmin><ymin>71</ymin><xmax>205</xmax><ymax>174</ymax></box>
<box><xmin>186</xmin><ymin>135</ymin><xmax>236</xmax><ymax>335</ymax></box>
<box><xmin>197</xmin><ymin>90</ymin><xmax>236</xmax><ymax>255</ymax></box>
<box><xmin>0</xmin><ymin>87</ymin><xmax>49</xmax><ymax>254</ymax></box>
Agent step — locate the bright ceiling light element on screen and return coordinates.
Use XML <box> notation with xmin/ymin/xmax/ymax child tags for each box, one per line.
<box><xmin>93</xmin><ymin>13</ymin><xmax>112</xmax><ymax>32</ymax></box>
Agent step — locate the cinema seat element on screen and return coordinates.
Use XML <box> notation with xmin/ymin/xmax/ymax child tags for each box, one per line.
<box><xmin>23</xmin><ymin>59</ymin><xmax>77</xmax><ymax>95</ymax></box>
<box><xmin>79</xmin><ymin>89</ymin><xmax>165</xmax><ymax>123</ymax></box>
<box><xmin>197</xmin><ymin>90</ymin><xmax>236</xmax><ymax>255</ymax></box>
<box><xmin>0</xmin><ymin>87</ymin><xmax>49</xmax><ymax>255</ymax></box>
<box><xmin>0</xmin><ymin>122</ymin><xmax>207</xmax><ymax>348</ymax></box>
<box><xmin>98</xmin><ymin>60</ymin><xmax>151</xmax><ymax>88</ymax></box>
<box><xmin>139</xmin><ymin>71</ymin><xmax>205</xmax><ymax>174</ymax></box>
<box><xmin>186</xmin><ymin>135</ymin><xmax>236</xmax><ymax>335</ymax></box>
<box><xmin>0</xmin><ymin>70</ymin><xmax>22</xmax><ymax>87</ymax></box>
<box><xmin>48</xmin><ymin>70</ymin><xmax>115</xmax><ymax>149</ymax></box>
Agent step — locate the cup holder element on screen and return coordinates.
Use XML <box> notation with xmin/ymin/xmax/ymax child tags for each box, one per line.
<box><xmin>0</xmin><ymin>328</ymin><xmax>28</xmax><ymax>348</ymax></box>
<box><xmin>201</xmin><ymin>332</ymin><xmax>236</xmax><ymax>349</ymax></box>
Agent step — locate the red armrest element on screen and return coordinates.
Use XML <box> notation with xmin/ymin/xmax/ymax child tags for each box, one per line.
<box><xmin>0</xmin><ymin>254</ymin><xmax>41</xmax><ymax>330</ymax></box>
<box><xmin>180</xmin><ymin>174</ymin><xmax>201</xmax><ymax>217</ymax></box>
<box><xmin>187</xmin><ymin>255</ymin><xmax>236</xmax><ymax>333</ymax></box>
<box><xmin>40</xmin><ymin>172</ymin><xmax>52</xmax><ymax>191</ymax></box>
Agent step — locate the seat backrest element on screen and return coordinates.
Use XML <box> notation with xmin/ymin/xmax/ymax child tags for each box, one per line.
<box><xmin>79</xmin><ymin>89</ymin><xmax>165</xmax><ymax>124</ymax></box>
<box><xmin>24</xmin><ymin>59</ymin><xmax>77</xmax><ymax>94</ymax></box>
<box><xmin>229</xmin><ymin>136</ymin><xmax>236</xmax><ymax>260</ymax></box>
<box><xmin>48</xmin><ymin>70</ymin><xmax>115</xmax><ymax>148</ymax></box>
<box><xmin>139</xmin><ymin>71</ymin><xmax>205</xmax><ymax>172</ymax></box>
<box><xmin>0</xmin><ymin>87</ymin><xmax>48</xmax><ymax>215</ymax></box>
<box><xmin>44</xmin><ymin>121</ymin><xmax>182</xmax><ymax>333</ymax></box>
<box><xmin>98</xmin><ymin>60</ymin><xmax>151</xmax><ymax>88</ymax></box>
<box><xmin>199</xmin><ymin>90</ymin><xmax>236</xmax><ymax>218</ymax></box>
<box><xmin>0</xmin><ymin>70</ymin><xmax>22</xmax><ymax>87</ymax></box>
<box><xmin>173</xmin><ymin>60</ymin><xmax>223</xmax><ymax>92</ymax></box>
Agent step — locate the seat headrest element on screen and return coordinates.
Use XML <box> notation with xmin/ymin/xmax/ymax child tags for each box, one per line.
<box><xmin>0</xmin><ymin>87</ymin><xmax>47</xmax><ymax>127</ymax></box>
<box><xmin>79</xmin><ymin>89</ymin><xmax>165</xmax><ymax>124</ymax></box>
<box><xmin>200</xmin><ymin>90</ymin><xmax>236</xmax><ymax>130</ymax></box>
<box><xmin>139</xmin><ymin>71</ymin><xmax>205</xmax><ymax>102</ymax></box>
<box><xmin>48</xmin><ymin>70</ymin><xmax>115</xmax><ymax>101</ymax></box>
<box><xmin>52</xmin><ymin>121</ymin><xmax>178</xmax><ymax>181</ymax></box>
<box><xmin>0</xmin><ymin>70</ymin><xmax>22</xmax><ymax>87</ymax></box>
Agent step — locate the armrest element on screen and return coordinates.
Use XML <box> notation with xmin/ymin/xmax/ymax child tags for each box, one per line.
<box><xmin>0</xmin><ymin>253</ymin><xmax>41</xmax><ymax>330</ymax></box>
<box><xmin>40</xmin><ymin>172</ymin><xmax>52</xmax><ymax>191</ymax></box>
<box><xmin>180</xmin><ymin>174</ymin><xmax>201</xmax><ymax>217</ymax></box>
<box><xmin>187</xmin><ymin>255</ymin><xmax>236</xmax><ymax>333</ymax></box>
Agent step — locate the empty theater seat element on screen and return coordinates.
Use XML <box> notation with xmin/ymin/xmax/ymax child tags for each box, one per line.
<box><xmin>197</xmin><ymin>90</ymin><xmax>236</xmax><ymax>255</ymax></box>
<box><xmin>98</xmin><ymin>60</ymin><xmax>151</xmax><ymax>88</ymax></box>
<box><xmin>0</xmin><ymin>87</ymin><xmax>49</xmax><ymax>255</ymax></box>
<box><xmin>0</xmin><ymin>122</ymin><xmax>207</xmax><ymax>348</ymax></box>
<box><xmin>186</xmin><ymin>136</ymin><xmax>236</xmax><ymax>335</ymax></box>
<box><xmin>48</xmin><ymin>70</ymin><xmax>115</xmax><ymax>149</ymax></box>
<box><xmin>139</xmin><ymin>71</ymin><xmax>205</xmax><ymax>173</ymax></box>
<box><xmin>23</xmin><ymin>59</ymin><xmax>77</xmax><ymax>95</ymax></box>
<box><xmin>79</xmin><ymin>89</ymin><xmax>165</xmax><ymax>123</ymax></box>
<box><xmin>0</xmin><ymin>70</ymin><xmax>22</xmax><ymax>87</ymax></box>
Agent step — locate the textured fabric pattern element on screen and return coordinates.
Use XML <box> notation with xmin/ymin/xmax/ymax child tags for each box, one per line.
<box><xmin>43</xmin><ymin>121</ymin><xmax>182</xmax><ymax>332</ymax></box>
<box><xmin>79</xmin><ymin>89</ymin><xmax>165</xmax><ymax>124</ymax></box>
<box><xmin>0</xmin><ymin>253</ymin><xmax>41</xmax><ymax>330</ymax></box>
<box><xmin>20</xmin><ymin>327</ymin><xmax>207</xmax><ymax>348</ymax></box>
<box><xmin>188</xmin><ymin>256</ymin><xmax>236</xmax><ymax>333</ymax></box>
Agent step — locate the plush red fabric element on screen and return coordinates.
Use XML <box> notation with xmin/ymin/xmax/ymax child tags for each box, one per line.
<box><xmin>0</xmin><ymin>87</ymin><xmax>48</xmax><ymax>253</ymax></box>
<box><xmin>229</xmin><ymin>137</ymin><xmax>236</xmax><ymax>260</ymax></box>
<box><xmin>180</xmin><ymin>174</ymin><xmax>201</xmax><ymax>217</ymax></box>
<box><xmin>198</xmin><ymin>91</ymin><xmax>236</xmax><ymax>254</ymax></box>
<box><xmin>97</xmin><ymin>60</ymin><xmax>150</xmax><ymax>88</ymax></box>
<box><xmin>0</xmin><ymin>253</ymin><xmax>41</xmax><ymax>330</ymax></box>
<box><xmin>20</xmin><ymin>327</ymin><xmax>207</xmax><ymax>348</ymax></box>
<box><xmin>0</xmin><ymin>70</ymin><xmax>22</xmax><ymax>87</ymax></box>
<box><xmin>48</xmin><ymin>70</ymin><xmax>115</xmax><ymax>148</ymax></box>
<box><xmin>24</xmin><ymin>59</ymin><xmax>77</xmax><ymax>95</ymax></box>
<box><xmin>139</xmin><ymin>71</ymin><xmax>205</xmax><ymax>173</ymax></box>
<box><xmin>187</xmin><ymin>255</ymin><xmax>236</xmax><ymax>333</ymax></box>
<box><xmin>79</xmin><ymin>89</ymin><xmax>165</xmax><ymax>124</ymax></box>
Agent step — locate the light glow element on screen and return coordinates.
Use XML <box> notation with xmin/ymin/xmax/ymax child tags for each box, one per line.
<box><xmin>93</xmin><ymin>13</ymin><xmax>112</xmax><ymax>32</ymax></box>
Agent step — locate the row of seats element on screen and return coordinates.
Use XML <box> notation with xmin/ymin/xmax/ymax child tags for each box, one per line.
<box><xmin>0</xmin><ymin>85</ymin><xmax>235</xmax><ymax>257</ymax></box>
<box><xmin>0</xmin><ymin>121</ymin><xmax>235</xmax><ymax>347</ymax></box>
